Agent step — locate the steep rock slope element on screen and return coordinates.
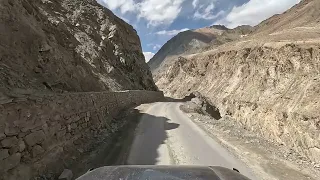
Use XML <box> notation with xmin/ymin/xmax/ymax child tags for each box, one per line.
<box><xmin>155</xmin><ymin>0</ymin><xmax>320</xmax><ymax>163</ymax></box>
<box><xmin>0</xmin><ymin>0</ymin><xmax>156</xmax><ymax>98</ymax></box>
<box><xmin>148</xmin><ymin>25</ymin><xmax>253</xmax><ymax>75</ymax></box>
<box><xmin>254</xmin><ymin>0</ymin><xmax>320</xmax><ymax>36</ymax></box>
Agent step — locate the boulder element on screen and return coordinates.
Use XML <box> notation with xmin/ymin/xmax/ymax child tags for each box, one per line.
<box><xmin>24</xmin><ymin>131</ymin><xmax>45</xmax><ymax>147</ymax></box>
<box><xmin>4</xmin><ymin>124</ymin><xmax>19</xmax><ymax>136</ymax></box>
<box><xmin>32</xmin><ymin>145</ymin><xmax>45</xmax><ymax>158</ymax></box>
<box><xmin>1</xmin><ymin>136</ymin><xmax>18</xmax><ymax>148</ymax></box>
<box><xmin>180</xmin><ymin>92</ymin><xmax>221</xmax><ymax>120</ymax></box>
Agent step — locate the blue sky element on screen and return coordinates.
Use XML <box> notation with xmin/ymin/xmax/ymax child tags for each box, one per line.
<box><xmin>97</xmin><ymin>0</ymin><xmax>300</xmax><ymax>62</ymax></box>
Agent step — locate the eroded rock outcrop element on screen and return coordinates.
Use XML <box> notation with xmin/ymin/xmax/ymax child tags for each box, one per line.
<box><xmin>0</xmin><ymin>0</ymin><xmax>156</xmax><ymax>96</ymax></box>
<box><xmin>180</xmin><ymin>92</ymin><xmax>221</xmax><ymax>120</ymax></box>
<box><xmin>154</xmin><ymin>0</ymin><xmax>320</xmax><ymax>164</ymax></box>
<box><xmin>158</xmin><ymin>44</ymin><xmax>320</xmax><ymax>163</ymax></box>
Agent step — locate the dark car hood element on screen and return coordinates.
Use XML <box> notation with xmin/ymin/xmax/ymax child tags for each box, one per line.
<box><xmin>76</xmin><ymin>166</ymin><xmax>251</xmax><ymax>180</ymax></box>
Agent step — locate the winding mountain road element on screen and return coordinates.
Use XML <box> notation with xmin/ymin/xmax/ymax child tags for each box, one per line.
<box><xmin>127</xmin><ymin>102</ymin><xmax>256</xmax><ymax>179</ymax></box>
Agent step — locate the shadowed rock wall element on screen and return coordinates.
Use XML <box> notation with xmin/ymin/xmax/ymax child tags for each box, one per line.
<box><xmin>0</xmin><ymin>90</ymin><xmax>164</xmax><ymax>179</ymax></box>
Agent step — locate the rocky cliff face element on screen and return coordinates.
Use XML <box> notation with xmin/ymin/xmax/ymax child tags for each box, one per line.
<box><xmin>154</xmin><ymin>0</ymin><xmax>320</xmax><ymax>163</ymax></box>
<box><xmin>0</xmin><ymin>0</ymin><xmax>156</xmax><ymax>98</ymax></box>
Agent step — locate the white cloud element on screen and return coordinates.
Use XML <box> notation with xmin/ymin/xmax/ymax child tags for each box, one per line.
<box><xmin>219</xmin><ymin>0</ymin><xmax>301</xmax><ymax>28</ymax></box>
<box><xmin>99</xmin><ymin>0</ymin><xmax>136</xmax><ymax>14</ymax></box>
<box><xmin>99</xmin><ymin>0</ymin><xmax>185</xmax><ymax>27</ymax></box>
<box><xmin>193</xmin><ymin>3</ymin><xmax>223</xmax><ymax>20</ymax></box>
<box><xmin>155</xmin><ymin>28</ymin><xmax>190</xmax><ymax>36</ymax></box>
<box><xmin>147</xmin><ymin>43</ymin><xmax>162</xmax><ymax>51</ymax></box>
<box><xmin>143</xmin><ymin>52</ymin><xmax>155</xmax><ymax>62</ymax></box>
<box><xmin>138</xmin><ymin>0</ymin><xmax>185</xmax><ymax>27</ymax></box>
<box><xmin>192</xmin><ymin>0</ymin><xmax>199</xmax><ymax>9</ymax></box>
<box><xmin>153</xmin><ymin>44</ymin><xmax>162</xmax><ymax>51</ymax></box>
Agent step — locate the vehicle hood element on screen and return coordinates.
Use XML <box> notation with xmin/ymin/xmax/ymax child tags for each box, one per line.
<box><xmin>76</xmin><ymin>166</ymin><xmax>251</xmax><ymax>180</ymax></box>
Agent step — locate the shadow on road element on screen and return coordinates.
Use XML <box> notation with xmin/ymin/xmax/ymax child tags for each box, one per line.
<box><xmin>162</xmin><ymin>97</ymin><xmax>190</xmax><ymax>102</ymax></box>
<box><xmin>70</xmin><ymin>106</ymin><xmax>181</xmax><ymax>178</ymax></box>
<box><xmin>126</xmin><ymin>109</ymin><xmax>180</xmax><ymax>165</ymax></box>
<box><xmin>165</xmin><ymin>122</ymin><xmax>180</xmax><ymax>130</ymax></box>
<box><xmin>161</xmin><ymin>92</ymin><xmax>197</xmax><ymax>102</ymax></box>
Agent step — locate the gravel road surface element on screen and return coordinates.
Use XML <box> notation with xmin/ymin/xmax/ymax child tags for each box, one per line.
<box><xmin>127</xmin><ymin>102</ymin><xmax>256</xmax><ymax>179</ymax></box>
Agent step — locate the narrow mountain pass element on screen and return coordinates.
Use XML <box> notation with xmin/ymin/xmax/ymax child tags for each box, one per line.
<box><xmin>127</xmin><ymin>102</ymin><xmax>256</xmax><ymax>180</ymax></box>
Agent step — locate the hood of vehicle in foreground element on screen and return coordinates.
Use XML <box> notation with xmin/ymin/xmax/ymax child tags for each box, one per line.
<box><xmin>76</xmin><ymin>166</ymin><xmax>251</xmax><ymax>180</ymax></box>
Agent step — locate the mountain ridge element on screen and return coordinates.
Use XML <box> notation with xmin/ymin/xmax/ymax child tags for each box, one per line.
<box><xmin>152</xmin><ymin>0</ymin><xmax>320</xmax><ymax>164</ymax></box>
<box><xmin>148</xmin><ymin>24</ymin><xmax>254</xmax><ymax>74</ymax></box>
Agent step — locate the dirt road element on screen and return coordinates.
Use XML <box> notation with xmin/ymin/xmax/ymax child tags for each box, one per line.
<box><xmin>127</xmin><ymin>102</ymin><xmax>256</xmax><ymax>179</ymax></box>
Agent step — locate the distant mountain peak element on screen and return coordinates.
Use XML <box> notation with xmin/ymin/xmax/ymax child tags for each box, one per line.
<box><xmin>209</xmin><ymin>25</ymin><xmax>229</xmax><ymax>30</ymax></box>
<box><xmin>148</xmin><ymin>24</ymin><xmax>254</xmax><ymax>73</ymax></box>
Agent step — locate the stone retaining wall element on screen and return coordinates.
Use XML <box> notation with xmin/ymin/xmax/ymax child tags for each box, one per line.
<box><xmin>0</xmin><ymin>90</ymin><xmax>164</xmax><ymax>179</ymax></box>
